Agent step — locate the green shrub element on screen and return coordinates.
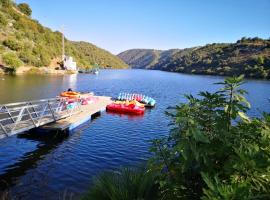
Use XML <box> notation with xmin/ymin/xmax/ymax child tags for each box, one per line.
<box><xmin>40</xmin><ymin>53</ymin><xmax>51</xmax><ymax>66</ymax></box>
<box><xmin>0</xmin><ymin>0</ymin><xmax>12</xmax><ymax>8</ymax></box>
<box><xmin>257</xmin><ymin>56</ymin><xmax>265</xmax><ymax>65</ymax></box>
<box><xmin>6</xmin><ymin>7</ymin><xmax>20</xmax><ymax>20</ymax></box>
<box><xmin>2</xmin><ymin>52</ymin><xmax>23</xmax><ymax>70</ymax></box>
<box><xmin>223</xmin><ymin>66</ymin><xmax>231</xmax><ymax>71</ymax></box>
<box><xmin>19</xmin><ymin>50</ymin><xmax>38</xmax><ymax>66</ymax></box>
<box><xmin>0</xmin><ymin>44</ymin><xmax>4</xmax><ymax>53</ymax></box>
<box><xmin>0</xmin><ymin>12</ymin><xmax>7</xmax><ymax>26</ymax></box>
<box><xmin>83</xmin><ymin>167</ymin><xmax>158</xmax><ymax>200</ymax></box>
<box><xmin>3</xmin><ymin>38</ymin><xmax>23</xmax><ymax>51</ymax></box>
<box><xmin>17</xmin><ymin>3</ymin><xmax>32</xmax><ymax>16</ymax></box>
<box><xmin>32</xmin><ymin>45</ymin><xmax>52</xmax><ymax>67</ymax></box>
<box><xmin>26</xmin><ymin>67</ymin><xmax>41</xmax><ymax>74</ymax></box>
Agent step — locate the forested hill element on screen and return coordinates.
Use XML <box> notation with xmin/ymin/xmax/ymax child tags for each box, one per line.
<box><xmin>0</xmin><ymin>0</ymin><xmax>128</xmax><ymax>72</ymax></box>
<box><xmin>118</xmin><ymin>38</ymin><xmax>270</xmax><ymax>79</ymax></box>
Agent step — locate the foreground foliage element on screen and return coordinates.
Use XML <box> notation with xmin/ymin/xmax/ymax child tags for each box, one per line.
<box><xmin>150</xmin><ymin>75</ymin><xmax>270</xmax><ymax>199</ymax></box>
<box><xmin>85</xmin><ymin>76</ymin><xmax>270</xmax><ymax>200</ymax></box>
<box><xmin>82</xmin><ymin>168</ymin><xmax>158</xmax><ymax>200</ymax></box>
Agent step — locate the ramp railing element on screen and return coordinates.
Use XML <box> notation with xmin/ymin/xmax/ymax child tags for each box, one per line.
<box><xmin>0</xmin><ymin>97</ymin><xmax>82</xmax><ymax>139</ymax></box>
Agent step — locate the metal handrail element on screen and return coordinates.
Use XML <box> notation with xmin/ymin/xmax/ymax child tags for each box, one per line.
<box><xmin>0</xmin><ymin>109</ymin><xmax>64</xmax><ymax>123</ymax></box>
<box><xmin>0</xmin><ymin>97</ymin><xmax>64</xmax><ymax>107</ymax></box>
<box><xmin>0</xmin><ymin>97</ymin><xmax>82</xmax><ymax>138</ymax></box>
<box><xmin>0</xmin><ymin>105</ymin><xmax>65</xmax><ymax>116</ymax></box>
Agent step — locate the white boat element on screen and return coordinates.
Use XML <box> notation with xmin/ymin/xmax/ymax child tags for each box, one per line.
<box><xmin>93</xmin><ymin>69</ymin><xmax>99</xmax><ymax>75</ymax></box>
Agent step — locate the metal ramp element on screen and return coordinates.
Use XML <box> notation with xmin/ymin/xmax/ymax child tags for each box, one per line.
<box><xmin>0</xmin><ymin>98</ymin><xmax>82</xmax><ymax>139</ymax></box>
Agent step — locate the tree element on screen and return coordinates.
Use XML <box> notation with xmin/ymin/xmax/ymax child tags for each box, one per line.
<box><xmin>17</xmin><ymin>3</ymin><xmax>32</xmax><ymax>16</ymax></box>
<box><xmin>240</xmin><ymin>37</ymin><xmax>247</xmax><ymax>42</ymax></box>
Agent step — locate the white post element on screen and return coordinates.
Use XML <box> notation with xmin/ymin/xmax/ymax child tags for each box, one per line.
<box><xmin>61</xmin><ymin>25</ymin><xmax>65</xmax><ymax>61</ymax></box>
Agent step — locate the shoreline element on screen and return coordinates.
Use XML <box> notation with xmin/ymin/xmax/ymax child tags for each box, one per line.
<box><xmin>0</xmin><ymin>66</ymin><xmax>78</xmax><ymax>75</ymax></box>
<box><xmin>1</xmin><ymin>67</ymin><xmax>270</xmax><ymax>81</ymax></box>
<box><xmin>132</xmin><ymin>68</ymin><xmax>270</xmax><ymax>80</ymax></box>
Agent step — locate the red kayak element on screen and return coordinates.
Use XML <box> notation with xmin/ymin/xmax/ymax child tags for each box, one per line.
<box><xmin>106</xmin><ymin>103</ymin><xmax>145</xmax><ymax>115</ymax></box>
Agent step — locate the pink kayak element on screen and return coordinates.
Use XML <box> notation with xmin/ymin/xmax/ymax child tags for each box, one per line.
<box><xmin>106</xmin><ymin>103</ymin><xmax>145</xmax><ymax>115</ymax></box>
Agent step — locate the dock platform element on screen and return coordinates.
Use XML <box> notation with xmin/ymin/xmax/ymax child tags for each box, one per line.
<box><xmin>40</xmin><ymin>96</ymin><xmax>112</xmax><ymax>131</ymax></box>
<box><xmin>0</xmin><ymin>95</ymin><xmax>112</xmax><ymax>139</ymax></box>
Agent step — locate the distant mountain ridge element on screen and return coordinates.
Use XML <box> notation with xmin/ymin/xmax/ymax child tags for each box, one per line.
<box><xmin>118</xmin><ymin>49</ymin><xmax>179</xmax><ymax>69</ymax></box>
<box><xmin>118</xmin><ymin>38</ymin><xmax>270</xmax><ymax>79</ymax></box>
<box><xmin>0</xmin><ymin>0</ymin><xmax>128</xmax><ymax>73</ymax></box>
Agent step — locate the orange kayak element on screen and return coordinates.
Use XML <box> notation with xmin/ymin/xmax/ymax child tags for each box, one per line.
<box><xmin>114</xmin><ymin>100</ymin><xmax>145</xmax><ymax>108</ymax></box>
<box><xmin>60</xmin><ymin>91</ymin><xmax>80</xmax><ymax>98</ymax></box>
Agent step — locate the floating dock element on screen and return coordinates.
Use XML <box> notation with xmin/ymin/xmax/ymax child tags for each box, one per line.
<box><xmin>40</xmin><ymin>96</ymin><xmax>112</xmax><ymax>131</ymax></box>
<box><xmin>0</xmin><ymin>95</ymin><xmax>112</xmax><ymax>139</ymax></box>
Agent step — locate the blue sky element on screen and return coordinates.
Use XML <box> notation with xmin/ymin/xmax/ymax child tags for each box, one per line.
<box><xmin>16</xmin><ymin>0</ymin><xmax>270</xmax><ymax>54</ymax></box>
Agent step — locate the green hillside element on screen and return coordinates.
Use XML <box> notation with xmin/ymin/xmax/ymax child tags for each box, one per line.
<box><xmin>118</xmin><ymin>38</ymin><xmax>270</xmax><ymax>79</ymax></box>
<box><xmin>0</xmin><ymin>0</ymin><xmax>128</xmax><ymax>73</ymax></box>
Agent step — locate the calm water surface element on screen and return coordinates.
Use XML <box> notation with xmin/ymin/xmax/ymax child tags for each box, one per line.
<box><xmin>0</xmin><ymin>70</ymin><xmax>269</xmax><ymax>199</ymax></box>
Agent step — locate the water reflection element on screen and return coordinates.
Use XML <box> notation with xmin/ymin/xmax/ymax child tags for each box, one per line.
<box><xmin>0</xmin><ymin>75</ymin><xmax>65</xmax><ymax>104</ymax></box>
<box><xmin>63</xmin><ymin>74</ymin><xmax>78</xmax><ymax>91</ymax></box>
<box><xmin>106</xmin><ymin>111</ymin><xmax>145</xmax><ymax>120</ymax></box>
<box><xmin>0</xmin><ymin>114</ymin><xmax>100</xmax><ymax>193</ymax></box>
<box><xmin>0</xmin><ymin>132</ymin><xmax>69</xmax><ymax>191</ymax></box>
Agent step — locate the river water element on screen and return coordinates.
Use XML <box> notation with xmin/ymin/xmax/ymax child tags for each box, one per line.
<box><xmin>0</xmin><ymin>70</ymin><xmax>269</xmax><ymax>199</ymax></box>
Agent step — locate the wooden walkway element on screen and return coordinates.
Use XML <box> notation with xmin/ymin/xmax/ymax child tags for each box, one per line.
<box><xmin>40</xmin><ymin>96</ymin><xmax>112</xmax><ymax>131</ymax></box>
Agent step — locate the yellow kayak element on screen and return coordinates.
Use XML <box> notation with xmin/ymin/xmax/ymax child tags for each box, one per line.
<box><xmin>114</xmin><ymin>100</ymin><xmax>145</xmax><ymax>107</ymax></box>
